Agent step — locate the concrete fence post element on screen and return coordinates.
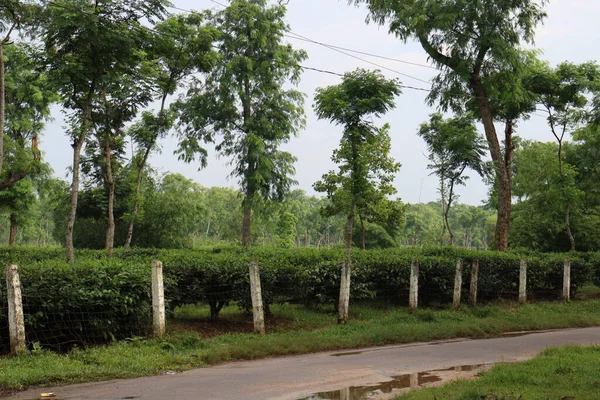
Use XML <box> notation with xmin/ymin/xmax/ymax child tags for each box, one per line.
<box><xmin>249</xmin><ymin>261</ymin><xmax>266</xmax><ymax>335</ymax></box>
<box><xmin>469</xmin><ymin>259</ymin><xmax>479</xmax><ymax>307</ymax></box>
<box><xmin>453</xmin><ymin>259</ymin><xmax>463</xmax><ymax>310</ymax></box>
<box><xmin>563</xmin><ymin>258</ymin><xmax>571</xmax><ymax>301</ymax></box>
<box><xmin>6</xmin><ymin>264</ymin><xmax>26</xmax><ymax>355</ymax></box>
<box><xmin>409</xmin><ymin>259</ymin><xmax>419</xmax><ymax>311</ymax></box>
<box><xmin>338</xmin><ymin>261</ymin><xmax>351</xmax><ymax>325</ymax></box>
<box><xmin>519</xmin><ymin>259</ymin><xmax>527</xmax><ymax>305</ymax></box>
<box><xmin>151</xmin><ymin>260</ymin><xmax>166</xmax><ymax>337</ymax></box>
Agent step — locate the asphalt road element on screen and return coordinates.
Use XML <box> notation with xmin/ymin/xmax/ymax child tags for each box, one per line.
<box><xmin>8</xmin><ymin>327</ymin><xmax>600</xmax><ymax>400</ymax></box>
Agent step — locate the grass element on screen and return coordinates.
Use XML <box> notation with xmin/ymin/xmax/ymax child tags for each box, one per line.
<box><xmin>395</xmin><ymin>345</ymin><xmax>600</xmax><ymax>399</ymax></box>
<box><xmin>3</xmin><ymin>297</ymin><xmax>600</xmax><ymax>392</ymax></box>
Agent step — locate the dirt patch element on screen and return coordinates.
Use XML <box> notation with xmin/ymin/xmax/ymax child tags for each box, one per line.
<box><xmin>0</xmin><ymin>389</ymin><xmax>15</xmax><ymax>399</ymax></box>
<box><xmin>169</xmin><ymin>314</ymin><xmax>314</xmax><ymax>338</ymax></box>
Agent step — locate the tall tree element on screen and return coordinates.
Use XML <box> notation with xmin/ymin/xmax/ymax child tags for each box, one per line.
<box><xmin>0</xmin><ymin>0</ymin><xmax>41</xmax><ymax>189</ymax></box>
<box><xmin>0</xmin><ymin>43</ymin><xmax>56</xmax><ymax>245</ymax></box>
<box><xmin>43</xmin><ymin>0</ymin><xmax>168</xmax><ymax>262</ymax></box>
<box><xmin>176</xmin><ymin>0</ymin><xmax>306</xmax><ymax>247</ymax></box>
<box><xmin>352</xmin><ymin>0</ymin><xmax>547</xmax><ymax>250</ymax></box>
<box><xmin>313</xmin><ymin>68</ymin><xmax>401</xmax><ymax>324</ymax></box>
<box><xmin>124</xmin><ymin>13</ymin><xmax>218</xmax><ymax>248</ymax></box>
<box><xmin>526</xmin><ymin>61</ymin><xmax>600</xmax><ymax>251</ymax></box>
<box><xmin>512</xmin><ymin>140</ymin><xmax>581</xmax><ymax>251</ymax></box>
<box><xmin>417</xmin><ymin>113</ymin><xmax>486</xmax><ymax>246</ymax></box>
<box><xmin>87</xmin><ymin>46</ymin><xmax>159</xmax><ymax>256</ymax></box>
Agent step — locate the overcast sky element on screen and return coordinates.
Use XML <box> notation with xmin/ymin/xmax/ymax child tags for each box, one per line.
<box><xmin>39</xmin><ymin>0</ymin><xmax>600</xmax><ymax>205</ymax></box>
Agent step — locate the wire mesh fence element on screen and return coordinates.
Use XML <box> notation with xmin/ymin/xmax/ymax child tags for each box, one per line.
<box><xmin>0</xmin><ymin>252</ymin><xmax>587</xmax><ymax>355</ymax></box>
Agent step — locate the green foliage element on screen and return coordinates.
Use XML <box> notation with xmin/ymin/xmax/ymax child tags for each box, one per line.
<box><xmin>1</xmin><ymin>246</ymin><xmax>592</xmax><ymax>350</ymax></box>
<box><xmin>397</xmin><ymin>346</ymin><xmax>600</xmax><ymax>400</ymax></box>
<box><xmin>176</xmin><ymin>0</ymin><xmax>306</xmax><ymax>246</ymax></box>
<box><xmin>418</xmin><ymin>113</ymin><xmax>487</xmax><ymax>245</ymax></box>
<box><xmin>313</xmin><ymin>68</ymin><xmax>402</xmax><ymax>252</ymax></box>
<box><xmin>0</xmin><ymin>252</ymin><xmax>151</xmax><ymax>352</ymax></box>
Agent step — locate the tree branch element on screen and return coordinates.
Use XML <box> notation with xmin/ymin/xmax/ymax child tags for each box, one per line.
<box><xmin>0</xmin><ymin>170</ymin><xmax>27</xmax><ymax>190</ymax></box>
<box><xmin>417</xmin><ymin>33</ymin><xmax>459</xmax><ymax>70</ymax></box>
<box><xmin>1</xmin><ymin>18</ymin><xmax>18</xmax><ymax>45</ymax></box>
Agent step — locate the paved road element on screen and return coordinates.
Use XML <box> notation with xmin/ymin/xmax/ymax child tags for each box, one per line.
<box><xmin>8</xmin><ymin>327</ymin><xmax>600</xmax><ymax>400</ymax></box>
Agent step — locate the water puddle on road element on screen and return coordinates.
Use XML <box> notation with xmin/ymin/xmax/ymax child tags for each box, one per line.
<box><xmin>298</xmin><ymin>364</ymin><xmax>489</xmax><ymax>400</ymax></box>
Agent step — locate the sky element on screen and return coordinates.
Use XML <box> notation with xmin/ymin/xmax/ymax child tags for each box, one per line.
<box><xmin>39</xmin><ymin>0</ymin><xmax>600</xmax><ymax>206</ymax></box>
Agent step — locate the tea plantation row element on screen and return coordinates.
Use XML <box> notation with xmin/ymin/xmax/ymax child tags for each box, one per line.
<box><xmin>0</xmin><ymin>247</ymin><xmax>597</xmax><ymax>352</ymax></box>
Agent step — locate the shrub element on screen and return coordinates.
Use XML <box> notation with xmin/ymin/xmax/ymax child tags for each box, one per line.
<box><xmin>0</xmin><ymin>246</ymin><xmax>593</xmax><ymax>353</ymax></box>
<box><xmin>0</xmin><ymin>257</ymin><xmax>151</xmax><ymax>353</ymax></box>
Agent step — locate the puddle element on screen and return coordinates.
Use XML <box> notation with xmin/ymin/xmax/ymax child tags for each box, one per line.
<box><xmin>297</xmin><ymin>372</ymin><xmax>440</xmax><ymax>400</ymax></box>
<box><xmin>298</xmin><ymin>364</ymin><xmax>489</xmax><ymax>400</ymax></box>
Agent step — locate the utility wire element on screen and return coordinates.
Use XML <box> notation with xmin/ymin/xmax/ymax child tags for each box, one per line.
<box><xmin>284</xmin><ymin>34</ymin><xmax>439</xmax><ymax>71</ymax></box>
<box><xmin>168</xmin><ymin>3</ymin><xmax>435</xmax><ymax>84</ymax></box>
<box><xmin>284</xmin><ymin>31</ymin><xmax>433</xmax><ymax>85</ymax></box>
<box><xmin>41</xmin><ymin>0</ymin><xmax>550</xmax><ymax>119</ymax></box>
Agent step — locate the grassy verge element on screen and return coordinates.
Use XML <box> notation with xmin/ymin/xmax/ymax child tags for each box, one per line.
<box><xmin>396</xmin><ymin>345</ymin><xmax>600</xmax><ymax>399</ymax></box>
<box><xmin>3</xmin><ymin>298</ymin><xmax>600</xmax><ymax>391</ymax></box>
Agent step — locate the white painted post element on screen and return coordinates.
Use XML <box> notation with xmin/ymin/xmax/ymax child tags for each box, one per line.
<box><xmin>453</xmin><ymin>259</ymin><xmax>463</xmax><ymax>310</ymax></box>
<box><xmin>469</xmin><ymin>259</ymin><xmax>479</xmax><ymax>307</ymax></box>
<box><xmin>249</xmin><ymin>261</ymin><xmax>265</xmax><ymax>335</ymax></box>
<box><xmin>409</xmin><ymin>259</ymin><xmax>419</xmax><ymax>310</ymax></box>
<box><xmin>519</xmin><ymin>259</ymin><xmax>527</xmax><ymax>305</ymax></box>
<box><xmin>563</xmin><ymin>258</ymin><xmax>571</xmax><ymax>301</ymax></box>
<box><xmin>151</xmin><ymin>260</ymin><xmax>165</xmax><ymax>337</ymax></box>
<box><xmin>6</xmin><ymin>265</ymin><xmax>26</xmax><ymax>355</ymax></box>
<box><xmin>338</xmin><ymin>261</ymin><xmax>351</xmax><ymax>324</ymax></box>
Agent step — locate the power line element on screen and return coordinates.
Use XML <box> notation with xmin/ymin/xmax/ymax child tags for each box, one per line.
<box><xmin>284</xmin><ymin>31</ymin><xmax>433</xmax><ymax>85</ymax></box>
<box><xmin>284</xmin><ymin>33</ymin><xmax>439</xmax><ymax>71</ymax></box>
<box><xmin>40</xmin><ymin>0</ymin><xmax>549</xmax><ymax>119</ymax></box>
<box><xmin>167</xmin><ymin>3</ymin><xmax>435</xmax><ymax>85</ymax></box>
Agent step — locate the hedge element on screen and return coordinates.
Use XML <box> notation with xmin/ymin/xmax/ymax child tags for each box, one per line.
<box><xmin>0</xmin><ymin>247</ymin><xmax>596</xmax><ymax>353</ymax></box>
<box><xmin>0</xmin><ymin>257</ymin><xmax>151</xmax><ymax>353</ymax></box>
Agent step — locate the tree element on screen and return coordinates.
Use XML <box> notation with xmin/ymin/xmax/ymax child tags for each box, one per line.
<box><xmin>1</xmin><ymin>0</ymin><xmax>42</xmax><ymax>190</ymax></box>
<box><xmin>511</xmin><ymin>140</ymin><xmax>581</xmax><ymax>251</ymax></box>
<box><xmin>355</xmin><ymin>190</ymin><xmax>405</xmax><ymax>249</ymax></box>
<box><xmin>352</xmin><ymin>0</ymin><xmax>547</xmax><ymax>250</ymax></box>
<box><xmin>313</xmin><ymin>68</ymin><xmax>401</xmax><ymax>323</ymax></box>
<box><xmin>0</xmin><ymin>43</ymin><xmax>56</xmax><ymax>244</ymax></box>
<box><xmin>176</xmin><ymin>0</ymin><xmax>306</xmax><ymax>248</ymax></box>
<box><xmin>87</xmin><ymin>41</ymin><xmax>162</xmax><ymax>256</ymax></box>
<box><xmin>526</xmin><ymin>61</ymin><xmax>600</xmax><ymax>250</ymax></box>
<box><xmin>124</xmin><ymin>13</ymin><xmax>218</xmax><ymax>248</ymax></box>
<box><xmin>43</xmin><ymin>0</ymin><xmax>168</xmax><ymax>262</ymax></box>
<box><xmin>0</xmin><ymin>175</ymin><xmax>35</xmax><ymax>244</ymax></box>
<box><xmin>417</xmin><ymin>113</ymin><xmax>486</xmax><ymax>246</ymax></box>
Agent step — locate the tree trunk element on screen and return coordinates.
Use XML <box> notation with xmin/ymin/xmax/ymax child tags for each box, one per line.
<box><xmin>242</xmin><ymin>191</ymin><xmax>253</xmax><ymax>248</ymax></box>
<box><xmin>0</xmin><ymin>44</ymin><xmax>5</xmax><ymax>177</ymax></box>
<box><xmin>338</xmin><ymin>199</ymin><xmax>355</xmax><ymax>324</ymax></box>
<box><xmin>66</xmin><ymin>105</ymin><xmax>92</xmax><ymax>264</ymax></box>
<box><xmin>124</xmin><ymin>146</ymin><xmax>151</xmax><ymax>249</ymax></box>
<box><xmin>444</xmin><ymin>180</ymin><xmax>455</xmax><ymax>247</ymax></box>
<box><xmin>9</xmin><ymin>214</ymin><xmax>17</xmax><ymax>245</ymax></box>
<box><xmin>124</xmin><ymin>89</ymin><xmax>169</xmax><ymax>249</ymax></box>
<box><xmin>558</xmin><ymin>140</ymin><xmax>575</xmax><ymax>251</ymax></box>
<box><xmin>471</xmin><ymin>76</ymin><xmax>512</xmax><ymax>250</ymax></box>
<box><xmin>439</xmin><ymin>177</ymin><xmax>446</xmax><ymax>245</ymax></box>
<box><xmin>360</xmin><ymin>214</ymin><xmax>365</xmax><ymax>250</ymax></box>
<box><xmin>104</xmin><ymin>134</ymin><xmax>115</xmax><ymax>257</ymax></box>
